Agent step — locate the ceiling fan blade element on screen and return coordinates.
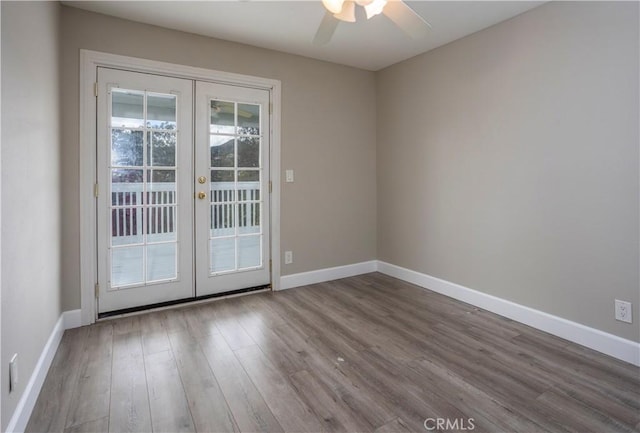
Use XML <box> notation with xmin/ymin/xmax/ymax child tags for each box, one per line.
<box><xmin>382</xmin><ymin>1</ymin><xmax>431</xmax><ymax>39</ymax></box>
<box><xmin>313</xmin><ymin>11</ymin><xmax>340</xmax><ymax>45</ymax></box>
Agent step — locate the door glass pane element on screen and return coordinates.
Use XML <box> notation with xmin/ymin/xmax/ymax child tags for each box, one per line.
<box><xmin>148</xmin><ymin>169</ymin><xmax>176</xmax><ymax>184</ymax></box>
<box><xmin>148</xmin><ymin>131</ymin><xmax>176</xmax><ymax>167</ymax></box>
<box><xmin>210</xmin><ymin>238</ymin><xmax>235</xmax><ymax>273</ymax></box>
<box><xmin>210</xmin><ymin>100</ymin><xmax>235</xmax><ymax>134</ymax></box>
<box><xmin>111</xmin><ymin>169</ymin><xmax>144</xmax><ymax>246</ymax></box>
<box><xmin>211</xmin><ymin>170</ymin><xmax>234</xmax><ymax>201</ymax></box>
<box><xmin>147</xmin><ymin>243</ymin><xmax>176</xmax><ymax>281</ymax></box>
<box><xmin>147</xmin><ymin>94</ymin><xmax>176</xmax><ymax>129</ymax></box>
<box><xmin>238</xmin><ymin>236</ymin><xmax>261</xmax><ymax>268</ymax></box>
<box><xmin>147</xmin><ymin>170</ymin><xmax>176</xmax><ymax>243</ymax></box>
<box><xmin>112</xmin><ymin>246</ymin><xmax>144</xmax><ymax>287</ymax></box>
<box><xmin>238</xmin><ymin>170</ymin><xmax>259</xmax><ymax>182</ymax></box>
<box><xmin>238</xmin><ymin>103</ymin><xmax>260</xmax><ymax>134</ymax></box>
<box><xmin>111</xmin><ymin>207</ymin><xmax>144</xmax><ymax>246</ymax></box>
<box><xmin>239</xmin><ymin>203</ymin><xmax>260</xmax><ymax>235</ymax></box>
<box><xmin>237</xmin><ymin>137</ymin><xmax>259</xmax><ymax>168</ymax></box>
<box><xmin>109</xmin><ymin>88</ymin><xmax>180</xmax><ymax>289</ymax></box>
<box><xmin>112</xmin><ymin>129</ymin><xmax>143</xmax><ymax>167</ymax></box>
<box><xmin>211</xmin><ymin>203</ymin><xmax>234</xmax><ymax>237</ymax></box>
<box><xmin>112</xmin><ymin>168</ymin><xmax>144</xmax><ymax>184</ymax></box>
<box><xmin>237</xmin><ymin>183</ymin><xmax>260</xmax><ymax>202</ymax></box>
<box><xmin>112</xmin><ymin>90</ymin><xmax>144</xmax><ymax>128</ymax></box>
<box><xmin>210</xmin><ymin>135</ymin><xmax>234</xmax><ymax>167</ymax></box>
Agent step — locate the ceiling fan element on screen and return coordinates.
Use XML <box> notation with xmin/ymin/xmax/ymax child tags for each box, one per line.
<box><xmin>313</xmin><ymin>0</ymin><xmax>431</xmax><ymax>45</ymax></box>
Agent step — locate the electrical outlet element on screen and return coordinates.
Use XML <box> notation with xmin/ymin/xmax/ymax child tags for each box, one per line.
<box><xmin>9</xmin><ymin>354</ymin><xmax>18</xmax><ymax>393</ymax></box>
<box><xmin>615</xmin><ymin>300</ymin><xmax>633</xmax><ymax>323</ymax></box>
<box><xmin>284</xmin><ymin>251</ymin><xmax>293</xmax><ymax>264</ymax></box>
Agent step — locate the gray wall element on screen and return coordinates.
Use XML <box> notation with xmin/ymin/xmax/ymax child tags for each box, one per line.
<box><xmin>60</xmin><ymin>6</ymin><xmax>377</xmax><ymax>311</ymax></box>
<box><xmin>1</xmin><ymin>2</ymin><xmax>62</xmax><ymax>429</ymax></box>
<box><xmin>377</xmin><ymin>1</ymin><xmax>639</xmax><ymax>341</ymax></box>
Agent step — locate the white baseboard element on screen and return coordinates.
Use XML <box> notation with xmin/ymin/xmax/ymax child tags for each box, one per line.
<box><xmin>63</xmin><ymin>309</ymin><xmax>82</xmax><ymax>329</ymax></box>
<box><xmin>377</xmin><ymin>261</ymin><xmax>640</xmax><ymax>366</ymax></box>
<box><xmin>279</xmin><ymin>260</ymin><xmax>378</xmax><ymax>290</ymax></box>
<box><xmin>5</xmin><ymin>309</ymin><xmax>82</xmax><ymax>433</ymax></box>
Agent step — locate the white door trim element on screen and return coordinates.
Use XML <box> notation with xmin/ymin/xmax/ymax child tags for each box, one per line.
<box><xmin>80</xmin><ymin>49</ymin><xmax>282</xmax><ymax>325</ymax></box>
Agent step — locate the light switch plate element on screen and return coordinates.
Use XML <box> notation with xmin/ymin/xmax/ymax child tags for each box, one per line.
<box><xmin>285</xmin><ymin>169</ymin><xmax>294</xmax><ymax>183</ymax></box>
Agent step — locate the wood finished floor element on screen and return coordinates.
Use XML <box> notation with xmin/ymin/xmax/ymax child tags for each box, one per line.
<box><xmin>27</xmin><ymin>272</ymin><xmax>640</xmax><ymax>433</ymax></box>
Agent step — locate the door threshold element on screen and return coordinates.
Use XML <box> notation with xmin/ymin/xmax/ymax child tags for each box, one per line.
<box><xmin>98</xmin><ymin>284</ymin><xmax>271</xmax><ymax>320</ymax></box>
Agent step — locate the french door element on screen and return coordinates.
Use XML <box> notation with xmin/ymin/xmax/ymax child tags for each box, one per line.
<box><xmin>195</xmin><ymin>82</ymin><xmax>271</xmax><ymax>297</ymax></box>
<box><xmin>96</xmin><ymin>68</ymin><xmax>271</xmax><ymax>314</ymax></box>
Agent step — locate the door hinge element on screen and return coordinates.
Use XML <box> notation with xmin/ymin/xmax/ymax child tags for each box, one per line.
<box><xmin>94</xmin><ymin>82</ymin><xmax>98</xmax><ymax>97</ymax></box>
<box><xmin>94</xmin><ymin>283</ymin><xmax>100</xmax><ymax>298</ymax></box>
<box><xmin>94</xmin><ymin>183</ymin><xmax>99</xmax><ymax>198</ymax></box>
<box><xmin>269</xmin><ymin>103</ymin><xmax>273</xmax><ymax>114</ymax></box>
<box><xmin>269</xmin><ymin>259</ymin><xmax>272</xmax><ymax>272</ymax></box>
<box><xmin>269</xmin><ymin>181</ymin><xmax>272</xmax><ymax>193</ymax></box>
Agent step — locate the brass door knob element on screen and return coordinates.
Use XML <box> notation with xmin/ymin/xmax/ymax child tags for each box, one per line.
<box><xmin>197</xmin><ymin>191</ymin><xmax>206</xmax><ymax>200</ymax></box>
<box><xmin>198</xmin><ymin>176</ymin><xmax>207</xmax><ymax>184</ymax></box>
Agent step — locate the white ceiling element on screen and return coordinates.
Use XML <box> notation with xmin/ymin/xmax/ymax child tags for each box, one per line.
<box><xmin>63</xmin><ymin>1</ymin><xmax>544</xmax><ymax>71</ymax></box>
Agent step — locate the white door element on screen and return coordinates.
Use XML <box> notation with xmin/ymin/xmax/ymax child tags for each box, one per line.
<box><xmin>96</xmin><ymin>68</ymin><xmax>194</xmax><ymax>313</ymax></box>
<box><xmin>195</xmin><ymin>81</ymin><xmax>271</xmax><ymax>296</ymax></box>
<box><xmin>97</xmin><ymin>69</ymin><xmax>272</xmax><ymax>314</ymax></box>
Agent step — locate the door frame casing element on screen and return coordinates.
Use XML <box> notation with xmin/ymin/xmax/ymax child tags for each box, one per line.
<box><xmin>80</xmin><ymin>49</ymin><xmax>282</xmax><ymax>325</ymax></box>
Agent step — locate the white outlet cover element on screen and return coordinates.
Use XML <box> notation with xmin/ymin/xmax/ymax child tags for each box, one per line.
<box><xmin>615</xmin><ymin>299</ymin><xmax>633</xmax><ymax>323</ymax></box>
<box><xmin>284</xmin><ymin>250</ymin><xmax>293</xmax><ymax>264</ymax></box>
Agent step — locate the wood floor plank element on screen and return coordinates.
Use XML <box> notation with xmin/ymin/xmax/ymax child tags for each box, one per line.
<box><xmin>271</xmin><ymin>320</ymin><xmax>397</xmax><ymax>429</ymax></box>
<box><xmin>536</xmin><ymin>388</ymin><xmax>638</xmax><ymax>433</ymax></box>
<box><xmin>168</xmin><ymin>330</ymin><xmax>239</xmax><ymax>433</ymax></box>
<box><xmin>139</xmin><ymin>310</ymin><xmax>171</xmax><ymax>355</ymax></box>
<box><xmin>65</xmin><ymin>324</ymin><xmax>113</xmax><ymax>429</ymax></box>
<box><xmin>373</xmin><ymin>417</ymin><xmax>412</xmax><ymax>433</ymax></box>
<box><xmin>297</xmin><ymin>282</ymin><xmax>432</xmax><ymax>362</ymax></box>
<box><xmin>406</xmin><ymin>355</ymin><xmax>555</xmax><ymax>432</ymax></box>
<box><xmin>333</xmin><ymin>348</ymin><xmax>474</xmax><ymax>432</ymax></box>
<box><xmin>64</xmin><ymin>416</ymin><xmax>109</xmax><ymax>433</ymax></box>
<box><xmin>289</xmin><ymin>369</ymin><xmax>374</xmax><ymax>433</ymax></box>
<box><xmin>159</xmin><ymin>308</ymin><xmax>190</xmax><ymax>333</ymax></box>
<box><xmin>430</xmin><ymin>322</ymin><xmax>554</xmax><ymax>394</ymax></box>
<box><xmin>265</xmin><ymin>297</ymin><xmax>407</xmax><ymax>428</ymax></box>
<box><xmin>509</xmin><ymin>333</ymin><xmax>640</xmax><ymax>404</ymax></box>
<box><xmin>548</xmin><ymin>382</ymin><xmax>640</xmax><ymax>428</ymax></box>
<box><xmin>238</xmin><ymin>294</ymin><xmax>287</xmax><ymax>328</ymax></box>
<box><xmin>234</xmin><ymin>345</ymin><xmax>326</xmax><ymax>432</ymax></box>
<box><xmin>183</xmin><ymin>303</ymin><xmax>221</xmax><ymax>339</ymax></box>
<box><xmin>296</xmin><ymin>284</ymin><xmax>419</xmax><ymax>360</ymax></box>
<box><xmin>198</xmin><ymin>333</ymin><xmax>283</xmax><ymax>433</ymax></box>
<box><xmin>26</xmin><ymin>327</ymin><xmax>89</xmax><ymax>433</ymax></box>
<box><xmin>233</xmin><ymin>298</ymin><xmax>308</xmax><ymax>376</ymax></box>
<box><xmin>111</xmin><ymin>315</ymin><xmax>141</xmax><ymax>336</ymax></box>
<box><xmin>109</xmin><ymin>331</ymin><xmax>152</xmax><ymax>433</ymax></box>
<box><xmin>144</xmin><ymin>349</ymin><xmax>195</xmax><ymax>433</ymax></box>
<box><xmin>275</xmin><ymin>290</ymin><xmax>366</xmax><ymax>358</ymax></box>
<box><xmin>211</xmin><ymin>300</ymin><xmax>257</xmax><ymax>350</ymax></box>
